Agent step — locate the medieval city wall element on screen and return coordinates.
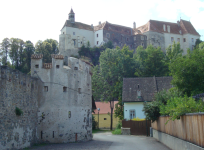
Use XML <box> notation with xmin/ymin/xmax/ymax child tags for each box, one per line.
<box><xmin>0</xmin><ymin>66</ymin><xmax>41</xmax><ymax>150</ymax></box>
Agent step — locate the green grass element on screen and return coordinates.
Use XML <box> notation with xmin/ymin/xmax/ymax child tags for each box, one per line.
<box><xmin>111</xmin><ymin>129</ymin><xmax>121</xmax><ymax>135</ymax></box>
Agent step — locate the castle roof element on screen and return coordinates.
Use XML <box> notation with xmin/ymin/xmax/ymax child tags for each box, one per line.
<box><xmin>94</xmin><ymin>21</ymin><xmax>132</xmax><ymax>35</ymax></box>
<box><xmin>136</xmin><ymin>19</ymin><xmax>200</xmax><ymax>36</ymax></box>
<box><xmin>61</xmin><ymin>20</ymin><xmax>94</xmax><ymax>31</ymax></box>
<box><xmin>122</xmin><ymin>76</ymin><xmax>172</xmax><ymax>102</ymax></box>
<box><xmin>69</xmin><ymin>8</ymin><xmax>74</xmax><ymax>14</ymax></box>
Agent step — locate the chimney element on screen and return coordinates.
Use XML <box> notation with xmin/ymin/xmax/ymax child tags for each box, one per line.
<box><xmin>99</xmin><ymin>21</ymin><xmax>101</xmax><ymax>25</ymax></box>
<box><xmin>177</xmin><ymin>21</ymin><xmax>180</xmax><ymax>27</ymax></box>
<box><xmin>133</xmin><ymin>22</ymin><xmax>136</xmax><ymax>29</ymax></box>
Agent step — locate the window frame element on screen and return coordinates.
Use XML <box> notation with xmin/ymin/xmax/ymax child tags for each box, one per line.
<box><xmin>129</xmin><ymin>109</ymin><xmax>136</xmax><ymax>119</ymax></box>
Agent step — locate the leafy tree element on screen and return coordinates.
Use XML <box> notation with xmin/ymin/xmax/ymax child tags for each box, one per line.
<box><xmin>194</xmin><ymin>39</ymin><xmax>203</xmax><ymax>49</ymax></box>
<box><xmin>169</xmin><ymin>43</ymin><xmax>204</xmax><ymax>96</ymax></box>
<box><xmin>165</xmin><ymin>41</ymin><xmax>183</xmax><ymax>64</ymax></box>
<box><xmin>92</xmin><ymin>45</ymin><xmax>136</xmax><ymax>129</ymax></box>
<box><xmin>134</xmin><ymin>45</ymin><xmax>168</xmax><ymax>77</ymax></box>
<box><xmin>35</xmin><ymin>39</ymin><xmax>59</xmax><ymax>63</ymax></box>
<box><xmin>9</xmin><ymin>38</ymin><xmax>21</xmax><ymax>68</ymax></box>
<box><xmin>0</xmin><ymin>38</ymin><xmax>10</xmax><ymax>65</ymax></box>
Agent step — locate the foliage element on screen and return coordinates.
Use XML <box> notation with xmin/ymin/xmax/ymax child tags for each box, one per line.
<box><xmin>111</xmin><ymin>129</ymin><xmax>121</xmax><ymax>135</ymax></box>
<box><xmin>35</xmin><ymin>39</ymin><xmax>59</xmax><ymax>63</ymax></box>
<box><xmin>169</xmin><ymin>42</ymin><xmax>204</xmax><ymax>96</ymax></box>
<box><xmin>165</xmin><ymin>41</ymin><xmax>183</xmax><ymax>64</ymax></box>
<box><xmin>115</xmin><ymin>121</ymin><xmax>122</xmax><ymax>129</ymax></box>
<box><xmin>114</xmin><ymin>98</ymin><xmax>124</xmax><ymax>120</ymax></box>
<box><xmin>143</xmin><ymin>89</ymin><xmax>182</xmax><ymax>122</ymax></box>
<box><xmin>92</xmin><ymin>115</ymin><xmax>98</xmax><ymax>130</ymax></box>
<box><xmin>0</xmin><ymin>38</ymin><xmax>10</xmax><ymax>65</ymax></box>
<box><xmin>78</xmin><ymin>41</ymin><xmax>113</xmax><ymax>65</ymax></box>
<box><xmin>15</xmin><ymin>107</ymin><xmax>23</xmax><ymax>116</ymax></box>
<box><xmin>134</xmin><ymin>45</ymin><xmax>168</xmax><ymax>77</ymax></box>
<box><xmin>92</xmin><ymin>45</ymin><xmax>136</xmax><ymax>129</ymax></box>
<box><xmin>131</xmin><ymin>117</ymin><xmax>145</xmax><ymax>121</ymax></box>
<box><xmin>194</xmin><ymin>39</ymin><xmax>203</xmax><ymax>49</ymax></box>
<box><xmin>160</xmin><ymin>95</ymin><xmax>204</xmax><ymax>123</ymax></box>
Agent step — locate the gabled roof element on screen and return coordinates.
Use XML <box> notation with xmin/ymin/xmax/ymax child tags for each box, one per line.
<box><xmin>122</xmin><ymin>76</ymin><xmax>172</xmax><ymax>102</ymax></box>
<box><xmin>93</xmin><ymin>101</ymin><xmax>118</xmax><ymax>114</ymax></box>
<box><xmin>137</xmin><ymin>19</ymin><xmax>200</xmax><ymax>36</ymax></box>
<box><xmin>94</xmin><ymin>21</ymin><xmax>132</xmax><ymax>35</ymax></box>
<box><xmin>61</xmin><ymin>20</ymin><xmax>94</xmax><ymax>31</ymax></box>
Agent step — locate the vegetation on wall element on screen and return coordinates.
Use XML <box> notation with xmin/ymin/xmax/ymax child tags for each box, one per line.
<box><xmin>15</xmin><ymin>107</ymin><xmax>23</xmax><ymax>116</ymax></box>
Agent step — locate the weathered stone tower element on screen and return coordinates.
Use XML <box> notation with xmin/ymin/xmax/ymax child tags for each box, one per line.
<box><xmin>31</xmin><ymin>54</ymin><xmax>92</xmax><ymax>143</ymax></box>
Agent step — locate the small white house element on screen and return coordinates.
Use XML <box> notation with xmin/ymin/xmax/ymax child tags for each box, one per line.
<box><xmin>122</xmin><ymin>76</ymin><xmax>172</xmax><ymax>120</ymax></box>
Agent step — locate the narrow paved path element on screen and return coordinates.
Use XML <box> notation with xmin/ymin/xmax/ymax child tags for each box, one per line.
<box><xmin>30</xmin><ymin>132</ymin><xmax>170</xmax><ymax>150</ymax></box>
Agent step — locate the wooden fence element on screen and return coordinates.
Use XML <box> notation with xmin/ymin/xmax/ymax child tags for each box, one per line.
<box><xmin>151</xmin><ymin>113</ymin><xmax>204</xmax><ymax>148</ymax></box>
<box><xmin>122</xmin><ymin>120</ymin><xmax>151</xmax><ymax>135</ymax></box>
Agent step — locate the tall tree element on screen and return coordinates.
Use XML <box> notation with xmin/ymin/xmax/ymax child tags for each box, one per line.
<box><xmin>92</xmin><ymin>45</ymin><xmax>136</xmax><ymax>129</ymax></box>
<box><xmin>0</xmin><ymin>38</ymin><xmax>10</xmax><ymax>65</ymax></box>
<box><xmin>170</xmin><ymin>42</ymin><xmax>204</xmax><ymax>96</ymax></box>
<box><xmin>134</xmin><ymin>45</ymin><xmax>168</xmax><ymax>77</ymax></box>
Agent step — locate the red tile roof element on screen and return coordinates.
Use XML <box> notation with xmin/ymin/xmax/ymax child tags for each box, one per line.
<box><xmin>137</xmin><ymin>19</ymin><xmax>199</xmax><ymax>36</ymax></box>
<box><xmin>94</xmin><ymin>21</ymin><xmax>132</xmax><ymax>35</ymax></box>
<box><xmin>93</xmin><ymin>101</ymin><xmax>118</xmax><ymax>114</ymax></box>
<box><xmin>61</xmin><ymin>20</ymin><xmax>94</xmax><ymax>31</ymax></box>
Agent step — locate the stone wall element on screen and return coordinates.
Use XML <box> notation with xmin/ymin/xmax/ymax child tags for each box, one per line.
<box><xmin>0</xmin><ymin>66</ymin><xmax>40</xmax><ymax>150</ymax></box>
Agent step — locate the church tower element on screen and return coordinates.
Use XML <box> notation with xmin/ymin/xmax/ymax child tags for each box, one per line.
<box><xmin>69</xmin><ymin>8</ymin><xmax>75</xmax><ymax>23</ymax></box>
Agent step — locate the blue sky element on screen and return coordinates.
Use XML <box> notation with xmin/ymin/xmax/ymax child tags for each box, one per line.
<box><xmin>0</xmin><ymin>0</ymin><xmax>204</xmax><ymax>45</ymax></box>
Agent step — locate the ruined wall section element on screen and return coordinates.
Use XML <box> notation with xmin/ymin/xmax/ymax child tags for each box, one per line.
<box><xmin>0</xmin><ymin>66</ymin><xmax>40</xmax><ymax>150</ymax></box>
<box><xmin>31</xmin><ymin>54</ymin><xmax>92</xmax><ymax>143</ymax></box>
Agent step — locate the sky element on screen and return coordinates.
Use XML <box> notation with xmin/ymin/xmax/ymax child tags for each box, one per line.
<box><xmin>0</xmin><ymin>0</ymin><xmax>204</xmax><ymax>45</ymax></box>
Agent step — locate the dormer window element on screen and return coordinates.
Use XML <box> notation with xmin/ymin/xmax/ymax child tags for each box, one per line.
<box><xmin>167</xmin><ymin>25</ymin><xmax>170</xmax><ymax>33</ymax></box>
<box><xmin>163</xmin><ymin>24</ymin><xmax>166</xmax><ymax>31</ymax></box>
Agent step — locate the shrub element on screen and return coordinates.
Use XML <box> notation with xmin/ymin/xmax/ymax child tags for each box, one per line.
<box><xmin>92</xmin><ymin>115</ymin><xmax>98</xmax><ymax>129</ymax></box>
<box><xmin>160</xmin><ymin>95</ymin><xmax>204</xmax><ymax>123</ymax></box>
<box><xmin>112</xmin><ymin>129</ymin><xmax>121</xmax><ymax>135</ymax></box>
<box><xmin>116</xmin><ymin>121</ymin><xmax>122</xmax><ymax>129</ymax></box>
<box><xmin>15</xmin><ymin>107</ymin><xmax>23</xmax><ymax>116</ymax></box>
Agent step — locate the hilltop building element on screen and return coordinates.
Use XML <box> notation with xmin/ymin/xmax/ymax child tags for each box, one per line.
<box><xmin>59</xmin><ymin>9</ymin><xmax>200</xmax><ymax>57</ymax></box>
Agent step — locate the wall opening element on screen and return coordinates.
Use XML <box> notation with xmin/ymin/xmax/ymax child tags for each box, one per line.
<box><xmin>35</xmin><ymin>64</ymin><xmax>39</xmax><ymax>68</ymax></box>
<box><xmin>78</xmin><ymin>88</ymin><xmax>81</xmax><ymax>94</ymax></box>
<box><xmin>63</xmin><ymin>87</ymin><xmax>67</xmax><ymax>92</ymax></box>
<box><xmin>53</xmin><ymin>131</ymin><xmax>54</xmax><ymax>138</ymax></box>
<box><xmin>74</xmin><ymin>67</ymin><xmax>78</xmax><ymax>70</ymax></box>
<box><xmin>44</xmin><ymin>86</ymin><xmax>48</xmax><ymax>92</ymax></box>
<box><xmin>68</xmin><ymin>111</ymin><xmax>71</xmax><ymax>118</ymax></box>
<box><xmin>104</xmin><ymin>118</ymin><xmax>107</xmax><ymax>120</ymax></box>
<box><xmin>56</xmin><ymin>65</ymin><xmax>60</xmax><ymax>69</ymax></box>
<box><xmin>41</xmin><ymin>131</ymin><xmax>43</xmax><ymax>139</ymax></box>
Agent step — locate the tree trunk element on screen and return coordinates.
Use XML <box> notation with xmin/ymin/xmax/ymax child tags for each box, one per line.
<box><xmin>110</xmin><ymin>100</ymin><xmax>114</xmax><ymax>130</ymax></box>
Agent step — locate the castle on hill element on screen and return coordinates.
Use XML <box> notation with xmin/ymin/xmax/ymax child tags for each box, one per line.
<box><xmin>59</xmin><ymin>8</ymin><xmax>200</xmax><ymax>57</ymax></box>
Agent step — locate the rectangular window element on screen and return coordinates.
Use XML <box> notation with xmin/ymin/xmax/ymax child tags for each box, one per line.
<box><xmin>183</xmin><ymin>38</ymin><xmax>186</xmax><ymax>42</ymax></box>
<box><xmin>44</xmin><ymin>86</ymin><xmax>48</xmax><ymax>92</ymax></box>
<box><xmin>35</xmin><ymin>64</ymin><xmax>39</xmax><ymax>68</ymax></box>
<box><xmin>130</xmin><ymin>110</ymin><xmax>135</xmax><ymax>119</ymax></box>
<box><xmin>97</xmin><ymin>34</ymin><xmax>98</xmax><ymax>37</ymax></box>
<box><xmin>74</xmin><ymin>67</ymin><xmax>78</xmax><ymax>70</ymax></box>
<box><xmin>106</xmin><ymin>33</ymin><xmax>110</xmax><ymax>38</ymax></box>
<box><xmin>134</xmin><ymin>37</ymin><xmax>136</xmax><ymax>41</ymax></box>
<box><xmin>63</xmin><ymin>87</ymin><xmax>67</xmax><ymax>92</ymax></box>
<box><xmin>141</xmin><ymin>36</ymin><xmax>144</xmax><ymax>40</ymax></box>
<box><xmin>171</xmin><ymin>37</ymin><xmax>174</xmax><ymax>42</ymax></box>
<box><xmin>127</xmin><ymin>38</ymin><xmax>128</xmax><ymax>41</ymax></box>
<box><xmin>121</xmin><ymin>35</ymin><xmax>123</xmax><ymax>40</ymax></box>
<box><xmin>78</xmin><ymin>88</ymin><xmax>81</xmax><ymax>94</ymax></box>
<box><xmin>73</xmin><ymin>32</ymin><xmax>75</xmax><ymax>35</ymax></box>
<box><xmin>177</xmin><ymin>38</ymin><xmax>180</xmax><ymax>42</ymax></box>
<box><xmin>56</xmin><ymin>65</ymin><xmax>59</xmax><ymax>69</ymax></box>
<box><xmin>192</xmin><ymin>38</ymin><xmax>194</xmax><ymax>42</ymax></box>
<box><xmin>97</xmin><ymin>41</ymin><xmax>99</xmax><ymax>45</ymax></box>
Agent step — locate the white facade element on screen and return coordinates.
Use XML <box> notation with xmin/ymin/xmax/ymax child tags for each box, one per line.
<box><xmin>31</xmin><ymin>55</ymin><xmax>92</xmax><ymax>143</ymax></box>
<box><xmin>124</xmin><ymin>102</ymin><xmax>147</xmax><ymax>120</ymax></box>
<box><xmin>94</xmin><ymin>29</ymin><xmax>104</xmax><ymax>46</ymax></box>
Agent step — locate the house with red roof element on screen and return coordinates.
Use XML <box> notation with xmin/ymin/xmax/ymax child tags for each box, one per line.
<box><xmin>93</xmin><ymin>101</ymin><xmax>119</xmax><ymax>129</ymax></box>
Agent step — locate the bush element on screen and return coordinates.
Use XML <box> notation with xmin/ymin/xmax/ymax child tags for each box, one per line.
<box><xmin>112</xmin><ymin>129</ymin><xmax>121</xmax><ymax>135</ymax></box>
<box><xmin>92</xmin><ymin>115</ymin><xmax>98</xmax><ymax>130</ymax></box>
<box><xmin>116</xmin><ymin>121</ymin><xmax>122</xmax><ymax>129</ymax></box>
<box><xmin>160</xmin><ymin>95</ymin><xmax>204</xmax><ymax>123</ymax></box>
